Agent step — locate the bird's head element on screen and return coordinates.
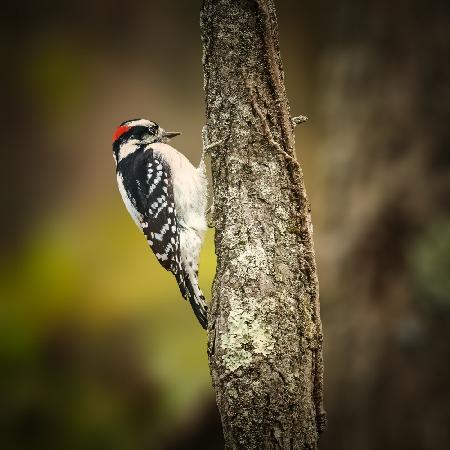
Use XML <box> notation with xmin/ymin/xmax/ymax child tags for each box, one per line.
<box><xmin>112</xmin><ymin>118</ymin><xmax>181</xmax><ymax>162</ymax></box>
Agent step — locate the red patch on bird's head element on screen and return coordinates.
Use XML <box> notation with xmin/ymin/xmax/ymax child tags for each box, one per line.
<box><xmin>112</xmin><ymin>125</ymin><xmax>131</xmax><ymax>143</ymax></box>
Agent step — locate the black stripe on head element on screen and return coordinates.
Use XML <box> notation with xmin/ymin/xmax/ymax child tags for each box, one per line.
<box><xmin>129</xmin><ymin>125</ymin><xmax>151</xmax><ymax>141</ymax></box>
<box><xmin>126</xmin><ymin>124</ymin><xmax>159</xmax><ymax>140</ymax></box>
<box><xmin>113</xmin><ymin>125</ymin><xmax>151</xmax><ymax>149</ymax></box>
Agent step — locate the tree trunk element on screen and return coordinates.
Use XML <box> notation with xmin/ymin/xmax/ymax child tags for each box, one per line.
<box><xmin>200</xmin><ymin>1</ymin><xmax>326</xmax><ymax>448</ymax></box>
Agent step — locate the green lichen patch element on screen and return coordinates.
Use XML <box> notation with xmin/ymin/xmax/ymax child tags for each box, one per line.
<box><xmin>220</xmin><ymin>296</ymin><xmax>276</xmax><ymax>372</ymax></box>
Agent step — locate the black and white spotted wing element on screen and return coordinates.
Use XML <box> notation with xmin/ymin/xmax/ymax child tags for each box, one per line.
<box><xmin>117</xmin><ymin>146</ymin><xmax>180</xmax><ymax>272</ymax></box>
<box><xmin>140</xmin><ymin>153</ymin><xmax>181</xmax><ymax>274</ymax></box>
<box><xmin>140</xmin><ymin>150</ymin><xmax>207</xmax><ymax>326</ymax></box>
<box><xmin>117</xmin><ymin>146</ymin><xmax>206</xmax><ymax>328</ymax></box>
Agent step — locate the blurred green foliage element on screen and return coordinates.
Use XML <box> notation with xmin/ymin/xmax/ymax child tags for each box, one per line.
<box><xmin>410</xmin><ymin>220</ymin><xmax>450</xmax><ymax>312</ymax></box>
<box><xmin>0</xmin><ymin>201</ymin><xmax>216</xmax><ymax>449</ymax></box>
<box><xmin>25</xmin><ymin>37</ymin><xmax>89</xmax><ymax>119</ymax></box>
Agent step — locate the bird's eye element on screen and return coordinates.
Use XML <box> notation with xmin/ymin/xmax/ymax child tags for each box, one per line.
<box><xmin>149</xmin><ymin>125</ymin><xmax>158</xmax><ymax>135</ymax></box>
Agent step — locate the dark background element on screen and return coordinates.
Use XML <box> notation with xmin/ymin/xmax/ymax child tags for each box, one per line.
<box><xmin>1</xmin><ymin>1</ymin><xmax>449</xmax><ymax>449</ymax></box>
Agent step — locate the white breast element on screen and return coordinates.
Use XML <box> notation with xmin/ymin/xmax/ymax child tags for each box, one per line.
<box><xmin>150</xmin><ymin>143</ymin><xmax>207</xmax><ymax>235</ymax></box>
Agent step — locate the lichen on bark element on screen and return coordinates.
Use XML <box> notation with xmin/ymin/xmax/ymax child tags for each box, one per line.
<box><xmin>201</xmin><ymin>0</ymin><xmax>326</xmax><ymax>448</ymax></box>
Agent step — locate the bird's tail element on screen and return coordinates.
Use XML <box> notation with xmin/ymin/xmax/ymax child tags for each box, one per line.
<box><xmin>175</xmin><ymin>269</ymin><xmax>208</xmax><ymax>329</ymax></box>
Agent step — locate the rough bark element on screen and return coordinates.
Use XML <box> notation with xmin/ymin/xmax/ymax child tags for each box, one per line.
<box><xmin>200</xmin><ymin>1</ymin><xmax>326</xmax><ymax>448</ymax></box>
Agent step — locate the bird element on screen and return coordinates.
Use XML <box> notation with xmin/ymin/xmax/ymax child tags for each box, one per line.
<box><xmin>112</xmin><ymin>118</ymin><xmax>208</xmax><ymax>329</ymax></box>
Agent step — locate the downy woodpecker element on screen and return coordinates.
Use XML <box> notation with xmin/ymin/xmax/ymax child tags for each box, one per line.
<box><xmin>112</xmin><ymin>119</ymin><xmax>208</xmax><ymax>329</ymax></box>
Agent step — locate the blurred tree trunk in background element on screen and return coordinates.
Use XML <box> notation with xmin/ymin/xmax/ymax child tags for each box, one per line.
<box><xmin>316</xmin><ymin>1</ymin><xmax>450</xmax><ymax>449</ymax></box>
<box><xmin>201</xmin><ymin>0</ymin><xmax>326</xmax><ymax>448</ymax></box>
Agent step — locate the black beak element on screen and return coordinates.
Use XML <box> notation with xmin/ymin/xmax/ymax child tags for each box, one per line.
<box><xmin>162</xmin><ymin>131</ymin><xmax>181</xmax><ymax>140</ymax></box>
